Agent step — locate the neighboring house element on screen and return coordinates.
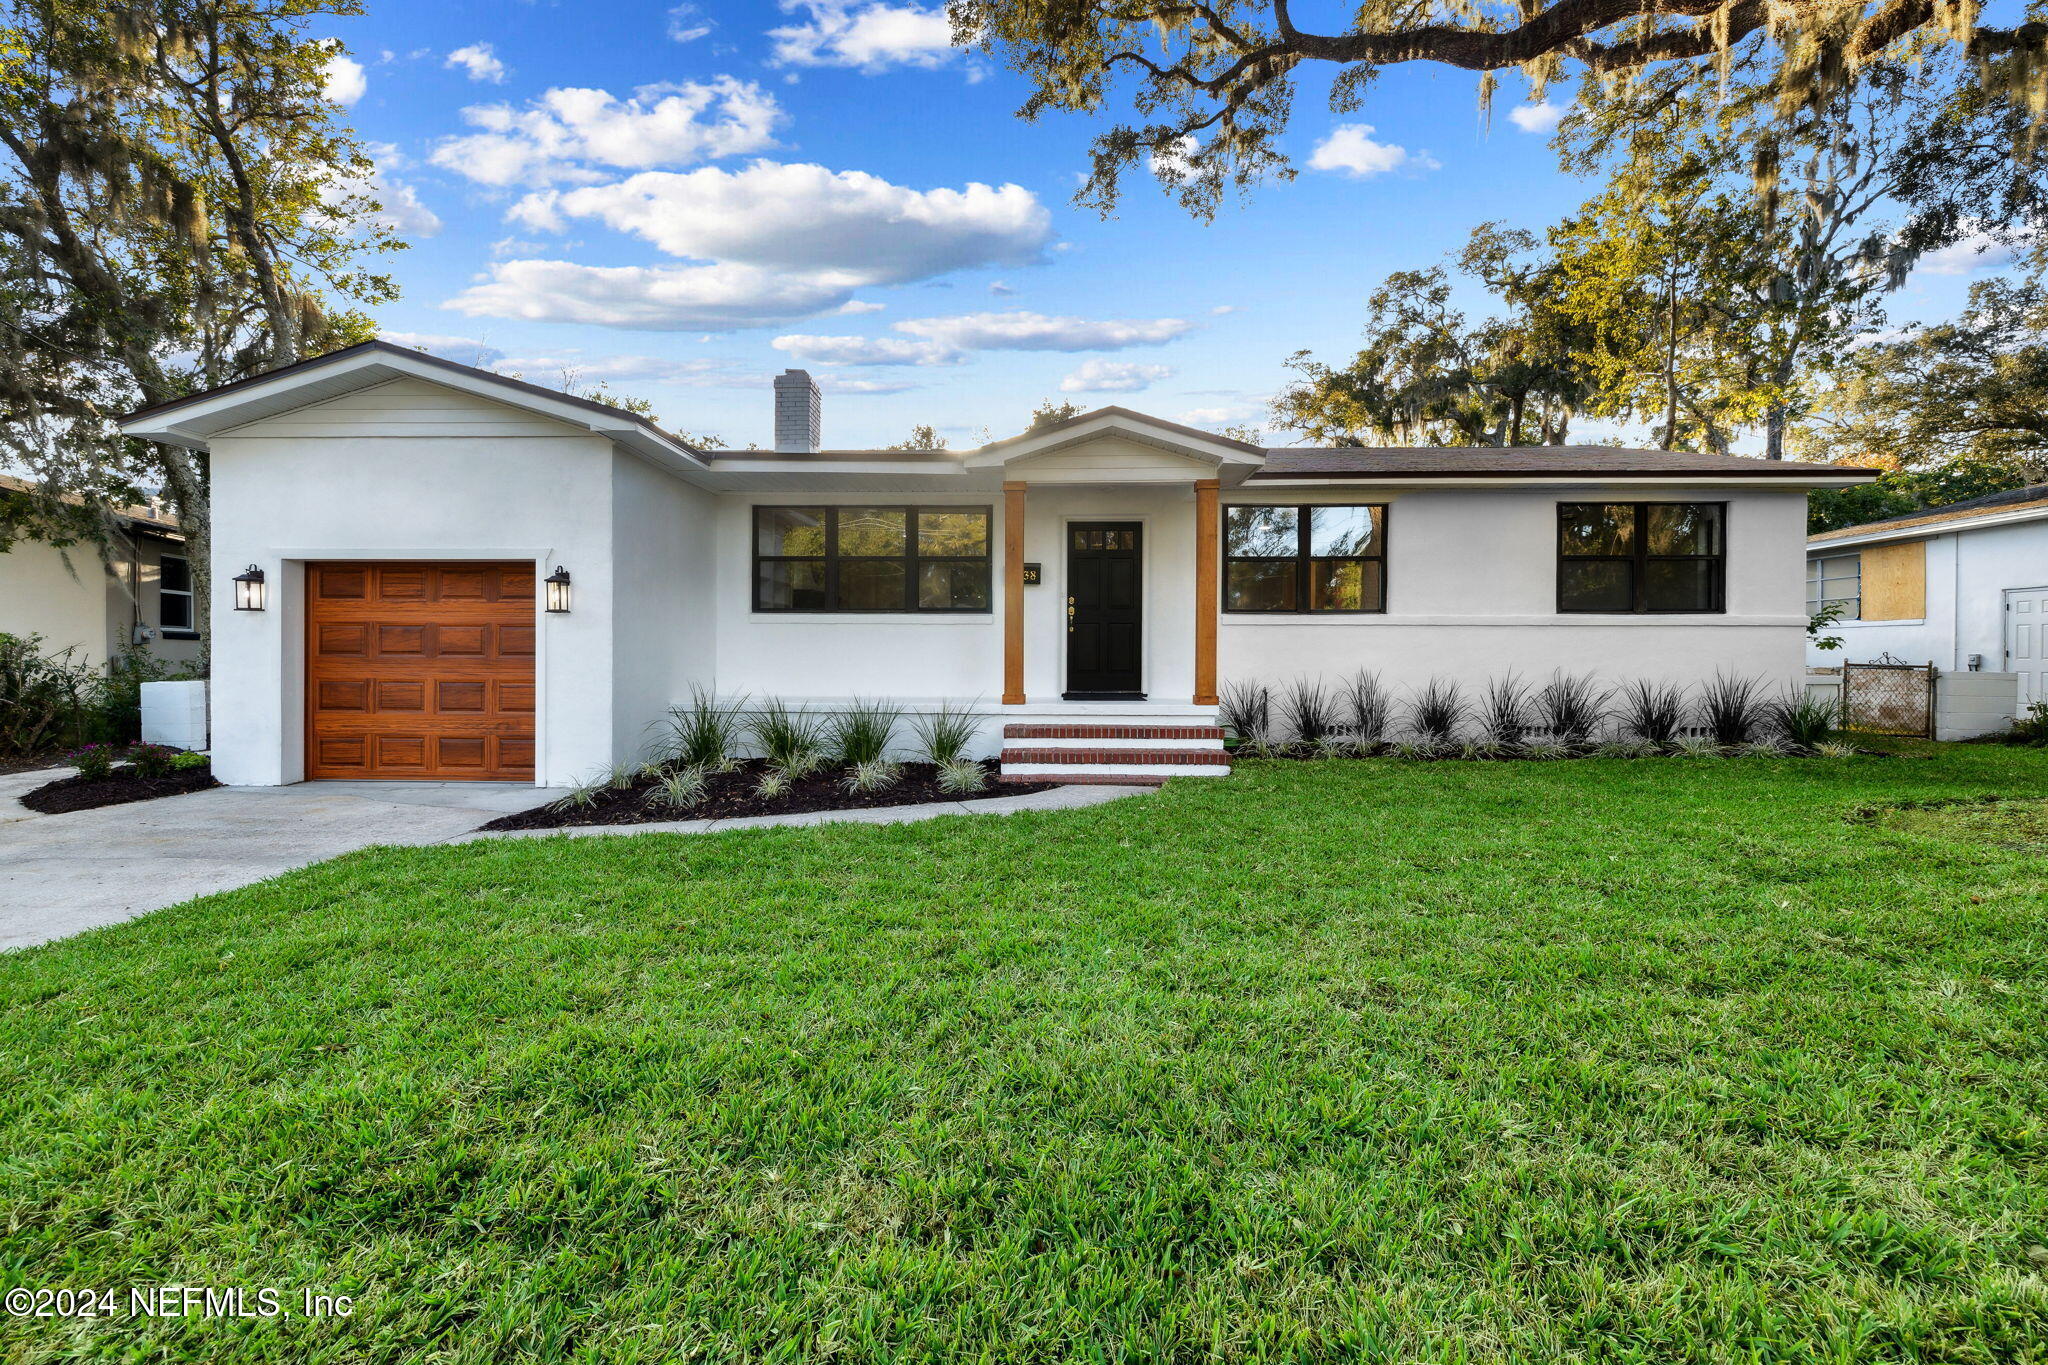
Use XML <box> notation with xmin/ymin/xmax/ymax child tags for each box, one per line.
<box><xmin>0</xmin><ymin>474</ymin><xmax>202</xmax><ymax>670</ymax></box>
<box><xmin>118</xmin><ymin>341</ymin><xmax>1871</xmax><ymax>787</ymax></box>
<box><xmin>1806</xmin><ymin>484</ymin><xmax>2048</xmax><ymax>706</ymax></box>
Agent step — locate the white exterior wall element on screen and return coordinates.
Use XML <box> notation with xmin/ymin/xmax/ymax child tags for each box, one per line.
<box><xmin>205</xmin><ymin>379</ymin><xmax>624</xmax><ymax>786</ymax></box>
<box><xmin>1222</xmin><ymin>485</ymin><xmax>1810</xmax><ymax>700</ymax></box>
<box><xmin>710</xmin><ymin>492</ymin><xmax>1004</xmax><ymax>704</ymax></box>
<box><xmin>0</xmin><ymin>538</ymin><xmax>112</xmax><ymax>662</ymax></box>
<box><xmin>611</xmin><ymin>452</ymin><xmax>718</xmax><ymax>763</ymax></box>
<box><xmin>1811</xmin><ymin>520</ymin><xmax>2048</xmax><ymax>674</ymax></box>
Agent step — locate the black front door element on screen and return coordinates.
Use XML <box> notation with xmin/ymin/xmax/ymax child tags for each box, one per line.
<box><xmin>1066</xmin><ymin>522</ymin><xmax>1143</xmax><ymax>698</ymax></box>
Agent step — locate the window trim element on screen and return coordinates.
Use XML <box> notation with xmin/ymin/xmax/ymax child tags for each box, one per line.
<box><xmin>1555</xmin><ymin>502</ymin><xmax>1727</xmax><ymax>615</ymax></box>
<box><xmin>751</xmin><ymin>504</ymin><xmax>994</xmax><ymax>614</ymax></box>
<box><xmin>158</xmin><ymin>552</ymin><xmax>197</xmax><ymax>636</ymax></box>
<box><xmin>1806</xmin><ymin>552</ymin><xmax>1862</xmax><ymax>620</ymax></box>
<box><xmin>1221</xmin><ymin>503</ymin><xmax>1388</xmax><ymax>615</ymax></box>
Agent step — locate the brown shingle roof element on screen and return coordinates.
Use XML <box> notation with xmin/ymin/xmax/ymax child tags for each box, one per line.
<box><xmin>1808</xmin><ymin>483</ymin><xmax>2048</xmax><ymax>541</ymax></box>
<box><xmin>0</xmin><ymin>472</ymin><xmax>182</xmax><ymax>534</ymax></box>
<box><xmin>1253</xmin><ymin>446</ymin><xmax>1875</xmax><ymax>479</ymax></box>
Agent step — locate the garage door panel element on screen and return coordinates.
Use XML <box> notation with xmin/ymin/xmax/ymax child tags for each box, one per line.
<box><xmin>307</xmin><ymin>561</ymin><xmax>535</xmax><ymax>781</ymax></box>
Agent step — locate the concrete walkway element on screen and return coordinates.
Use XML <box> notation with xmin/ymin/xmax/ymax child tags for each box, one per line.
<box><xmin>0</xmin><ymin>771</ymin><xmax>1151</xmax><ymax>951</ymax></box>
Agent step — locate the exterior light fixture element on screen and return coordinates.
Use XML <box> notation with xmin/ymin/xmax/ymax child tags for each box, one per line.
<box><xmin>232</xmin><ymin>564</ymin><xmax>266</xmax><ymax>611</ymax></box>
<box><xmin>544</xmin><ymin>565</ymin><xmax>572</xmax><ymax>614</ymax></box>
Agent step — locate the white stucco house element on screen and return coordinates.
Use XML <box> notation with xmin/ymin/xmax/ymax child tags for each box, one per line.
<box><xmin>1806</xmin><ymin>485</ymin><xmax>2048</xmax><ymax>710</ymax></box>
<box><xmin>119</xmin><ymin>341</ymin><xmax>1872</xmax><ymax>786</ymax></box>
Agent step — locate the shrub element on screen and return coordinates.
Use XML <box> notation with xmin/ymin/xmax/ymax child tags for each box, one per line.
<box><xmin>1478</xmin><ymin>673</ymin><xmax>1531</xmax><ymax>746</ymax></box>
<box><xmin>660</xmin><ymin>685</ymin><xmax>747</xmax><ymax>771</ymax></box>
<box><xmin>754</xmin><ymin>768</ymin><xmax>792</xmax><ymax>799</ymax></box>
<box><xmin>1617</xmin><ymin>680</ymin><xmax>1686</xmax><ymax>746</ymax></box>
<box><xmin>1673</xmin><ymin>735</ymin><xmax>1722</xmax><ymax>758</ymax></box>
<box><xmin>62</xmin><ymin>742</ymin><xmax>119</xmax><ymax>781</ymax></box>
<box><xmin>1535</xmin><ymin>671</ymin><xmax>1607</xmax><ymax>746</ymax></box>
<box><xmin>1767</xmin><ymin>692</ymin><xmax>1840</xmax><ymax>751</ymax></box>
<box><xmin>909</xmin><ymin>700</ymin><xmax>982</xmax><ymax>766</ymax></box>
<box><xmin>1219</xmin><ymin>679</ymin><xmax>1271</xmax><ymax>747</ymax></box>
<box><xmin>750</xmin><ymin>700</ymin><xmax>830</xmax><ymax>776</ymax></box>
<box><xmin>550</xmin><ymin>775</ymin><xmax>606</xmax><ymax>811</ymax></box>
<box><xmin>0</xmin><ymin>633</ymin><xmax>96</xmax><ymax>757</ymax></box>
<box><xmin>843</xmin><ymin>758</ymin><xmax>901</xmax><ymax>793</ymax></box>
<box><xmin>94</xmin><ymin>648</ymin><xmax>183</xmax><ymax>744</ymax></box>
<box><xmin>168</xmin><ymin>750</ymin><xmax>210</xmax><ymax>771</ymax></box>
<box><xmin>1408</xmin><ymin>677</ymin><xmax>1467</xmax><ymax>745</ymax></box>
<box><xmin>937</xmin><ymin>757</ymin><xmax>988</xmax><ymax>794</ymax></box>
<box><xmin>829</xmin><ymin>698</ymin><xmax>902</xmax><ymax>767</ymax></box>
<box><xmin>2011</xmin><ymin>702</ymin><xmax>2048</xmax><ymax>747</ymax></box>
<box><xmin>1698</xmin><ymin>672</ymin><xmax>1767</xmax><ymax>747</ymax></box>
<box><xmin>1278</xmin><ymin>677</ymin><xmax>1339</xmax><ymax>748</ymax></box>
<box><xmin>651</xmin><ymin>766</ymin><xmax>709</xmax><ymax>811</ymax></box>
<box><xmin>1815</xmin><ymin>739</ymin><xmax>1859</xmax><ymax>758</ymax></box>
<box><xmin>128</xmin><ymin>743</ymin><xmax>177</xmax><ymax>778</ymax></box>
<box><xmin>1341</xmin><ymin>670</ymin><xmax>1391</xmax><ymax>745</ymax></box>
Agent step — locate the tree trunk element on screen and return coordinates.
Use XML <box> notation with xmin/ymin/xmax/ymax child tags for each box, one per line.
<box><xmin>1661</xmin><ymin>269</ymin><xmax>1681</xmax><ymax>449</ymax></box>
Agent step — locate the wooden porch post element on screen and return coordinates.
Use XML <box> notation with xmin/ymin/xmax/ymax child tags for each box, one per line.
<box><xmin>1194</xmin><ymin>477</ymin><xmax>1220</xmax><ymax>705</ymax></box>
<box><xmin>1002</xmin><ymin>480</ymin><xmax>1026</xmax><ymax>704</ymax></box>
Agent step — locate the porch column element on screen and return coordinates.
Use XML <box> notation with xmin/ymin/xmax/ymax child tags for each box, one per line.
<box><xmin>1002</xmin><ymin>480</ymin><xmax>1026</xmax><ymax>704</ymax></box>
<box><xmin>1194</xmin><ymin>477</ymin><xmax>1219</xmax><ymax>705</ymax></box>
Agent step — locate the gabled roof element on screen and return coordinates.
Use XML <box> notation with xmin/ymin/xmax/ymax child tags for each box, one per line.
<box><xmin>117</xmin><ymin>340</ymin><xmax>711</xmax><ymax>477</ymax></box>
<box><xmin>1809</xmin><ymin>482</ymin><xmax>2048</xmax><ymax>545</ymax></box>
<box><xmin>960</xmin><ymin>406</ymin><xmax>1266</xmax><ymax>471</ymax></box>
<box><xmin>1255</xmin><ymin>446</ymin><xmax>1877</xmax><ymax>482</ymax></box>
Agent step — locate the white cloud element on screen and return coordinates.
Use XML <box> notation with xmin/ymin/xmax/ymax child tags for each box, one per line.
<box><xmin>1178</xmin><ymin>404</ymin><xmax>1262</xmax><ymax>429</ymax></box>
<box><xmin>445</xmin><ymin>260</ymin><xmax>865</xmax><ymax>330</ymax></box>
<box><xmin>430</xmin><ymin>80</ymin><xmax>783</xmax><ymax>187</ymax></box>
<box><xmin>320</xmin><ymin>153</ymin><xmax>442</xmax><ymax>240</ymax></box>
<box><xmin>380</xmin><ymin>331</ymin><xmax>503</xmax><ymax>365</ymax></box>
<box><xmin>513</xmin><ymin>163</ymin><xmax>1050</xmax><ymax>285</ymax></box>
<box><xmin>1059</xmin><ymin>359</ymin><xmax>1173</xmax><ymax>393</ymax></box>
<box><xmin>988</xmin><ymin>280</ymin><xmax>1016</xmax><ymax>296</ymax></box>
<box><xmin>323</xmin><ymin>54</ymin><xmax>366</xmax><ymax>105</ymax></box>
<box><xmin>667</xmin><ymin>3</ymin><xmax>713</xmax><ymax>41</ymax></box>
<box><xmin>894</xmin><ymin>310</ymin><xmax>1194</xmax><ymax>352</ymax></box>
<box><xmin>837</xmin><ymin>299</ymin><xmax>887</xmax><ymax>314</ymax></box>
<box><xmin>817</xmin><ymin>376</ymin><xmax>920</xmax><ymax>394</ymax></box>
<box><xmin>1915</xmin><ymin>229</ymin><xmax>2022</xmax><ymax>276</ymax></box>
<box><xmin>771</xmin><ymin>334</ymin><xmax>959</xmax><ymax>365</ymax></box>
<box><xmin>446</xmin><ymin>43</ymin><xmax>507</xmax><ymax>84</ymax></box>
<box><xmin>1147</xmin><ymin>135</ymin><xmax>1197</xmax><ymax>182</ymax></box>
<box><xmin>1509</xmin><ymin>99</ymin><xmax>1564</xmax><ymax>134</ymax></box>
<box><xmin>492</xmin><ymin>349</ymin><xmax>757</xmax><ymax>388</ymax></box>
<box><xmin>769</xmin><ymin>1</ymin><xmax>956</xmax><ymax>71</ymax></box>
<box><xmin>775</xmin><ymin>310</ymin><xmax>1196</xmax><ymax>366</ymax></box>
<box><xmin>1209</xmin><ymin>304</ymin><xmax>1239</xmax><ymax>315</ymax></box>
<box><xmin>1307</xmin><ymin>124</ymin><xmax>1438</xmax><ymax>178</ymax></box>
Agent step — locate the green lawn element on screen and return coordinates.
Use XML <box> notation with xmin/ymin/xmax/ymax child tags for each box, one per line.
<box><xmin>4</xmin><ymin>746</ymin><xmax>2047</xmax><ymax>1363</ymax></box>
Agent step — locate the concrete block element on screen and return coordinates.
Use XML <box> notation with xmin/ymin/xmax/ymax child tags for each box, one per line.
<box><xmin>140</xmin><ymin>679</ymin><xmax>209</xmax><ymax>750</ymax></box>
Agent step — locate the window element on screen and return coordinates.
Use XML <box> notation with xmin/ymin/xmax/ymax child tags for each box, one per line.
<box><xmin>1223</xmin><ymin>504</ymin><xmax>1385</xmax><ymax>612</ymax></box>
<box><xmin>1557</xmin><ymin>503</ymin><xmax>1725</xmax><ymax>613</ymax></box>
<box><xmin>1807</xmin><ymin>553</ymin><xmax>1861</xmax><ymax>619</ymax></box>
<box><xmin>753</xmin><ymin>506</ymin><xmax>991</xmax><ymax>613</ymax></box>
<box><xmin>159</xmin><ymin>553</ymin><xmax>195</xmax><ymax>633</ymax></box>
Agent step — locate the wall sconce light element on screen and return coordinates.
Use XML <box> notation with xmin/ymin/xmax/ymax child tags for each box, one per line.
<box><xmin>232</xmin><ymin>564</ymin><xmax>266</xmax><ymax>611</ymax></box>
<box><xmin>544</xmin><ymin>565</ymin><xmax>572</xmax><ymax>614</ymax></box>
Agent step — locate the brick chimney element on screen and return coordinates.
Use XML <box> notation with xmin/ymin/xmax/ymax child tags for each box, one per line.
<box><xmin>773</xmin><ymin>369</ymin><xmax>821</xmax><ymax>453</ymax></box>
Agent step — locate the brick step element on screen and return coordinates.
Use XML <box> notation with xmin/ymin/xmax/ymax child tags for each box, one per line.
<box><xmin>999</xmin><ymin>772</ymin><xmax>1171</xmax><ymax>786</ymax></box>
<box><xmin>1002</xmin><ymin>724</ymin><xmax>1226</xmax><ymax>741</ymax></box>
<box><xmin>1001</xmin><ymin>747</ymin><xmax>1232</xmax><ymax>766</ymax></box>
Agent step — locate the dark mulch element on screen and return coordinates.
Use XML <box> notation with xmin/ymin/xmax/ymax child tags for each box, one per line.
<box><xmin>20</xmin><ymin>766</ymin><xmax>220</xmax><ymax>815</ymax></box>
<box><xmin>0</xmin><ymin>757</ymin><xmax>63</xmax><ymax>777</ymax></box>
<box><xmin>481</xmin><ymin>759</ymin><xmax>1053</xmax><ymax>832</ymax></box>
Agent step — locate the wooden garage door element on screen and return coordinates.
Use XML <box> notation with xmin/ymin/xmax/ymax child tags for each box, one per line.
<box><xmin>306</xmin><ymin>562</ymin><xmax>535</xmax><ymax>780</ymax></box>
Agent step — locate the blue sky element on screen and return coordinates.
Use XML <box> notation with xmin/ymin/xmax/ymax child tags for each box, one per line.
<box><xmin>319</xmin><ymin>0</ymin><xmax>2004</xmax><ymax>450</ymax></box>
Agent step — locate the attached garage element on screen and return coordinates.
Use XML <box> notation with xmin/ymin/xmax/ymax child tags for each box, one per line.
<box><xmin>306</xmin><ymin>561</ymin><xmax>536</xmax><ymax>780</ymax></box>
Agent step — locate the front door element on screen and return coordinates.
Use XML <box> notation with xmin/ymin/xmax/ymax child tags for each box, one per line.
<box><xmin>2008</xmin><ymin>586</ymin><xmax>2047</xmax><ymax>706</ymax></box>
<box><xmin>1066</xmin><ymin>521</ymin><xmax>1143</xmax><ymax>698</ymax></box>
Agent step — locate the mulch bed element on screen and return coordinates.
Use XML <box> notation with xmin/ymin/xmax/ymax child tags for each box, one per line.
<box><xmin>482</xmin><ymin>759</ymin><xmax>1054</xmax><ymax>832</ymax></box>
<box><xmin>20</xmin><ymin>766</ymin><xmax>220</xmax><ymax>815</ymax></box>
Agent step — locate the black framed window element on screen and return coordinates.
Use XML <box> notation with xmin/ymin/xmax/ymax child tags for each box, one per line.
<box><xmin>1223</xmin><ymin>504</ymin><xmax>1385</xmax><ymax>612</ymax></box>
<box><xmin>754</xmin><ymin>506</ymin><xmax>991</xmax><ymax>613</ymax></box>
<box><xmin>1558</xmin><ymin>503</ymin><xmax>1725</xmax><ymax>613</ymax></box>
<box><xmin>159</xmin><ymin>553</ymin><xmax>195</xmax><ymax>633</ymax></box>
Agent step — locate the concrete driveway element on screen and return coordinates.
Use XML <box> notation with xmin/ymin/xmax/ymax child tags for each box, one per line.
<box><xmin>0</xmin><ymin>773</ymin><xmax>555</xmax><ymax>951</ymax></box>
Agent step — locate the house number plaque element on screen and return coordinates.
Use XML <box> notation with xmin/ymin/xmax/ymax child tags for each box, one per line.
<box><xmin>1021</xmin><ymin>563</ymin><xmax>1042</xmax><ymax>585</ymax></box>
